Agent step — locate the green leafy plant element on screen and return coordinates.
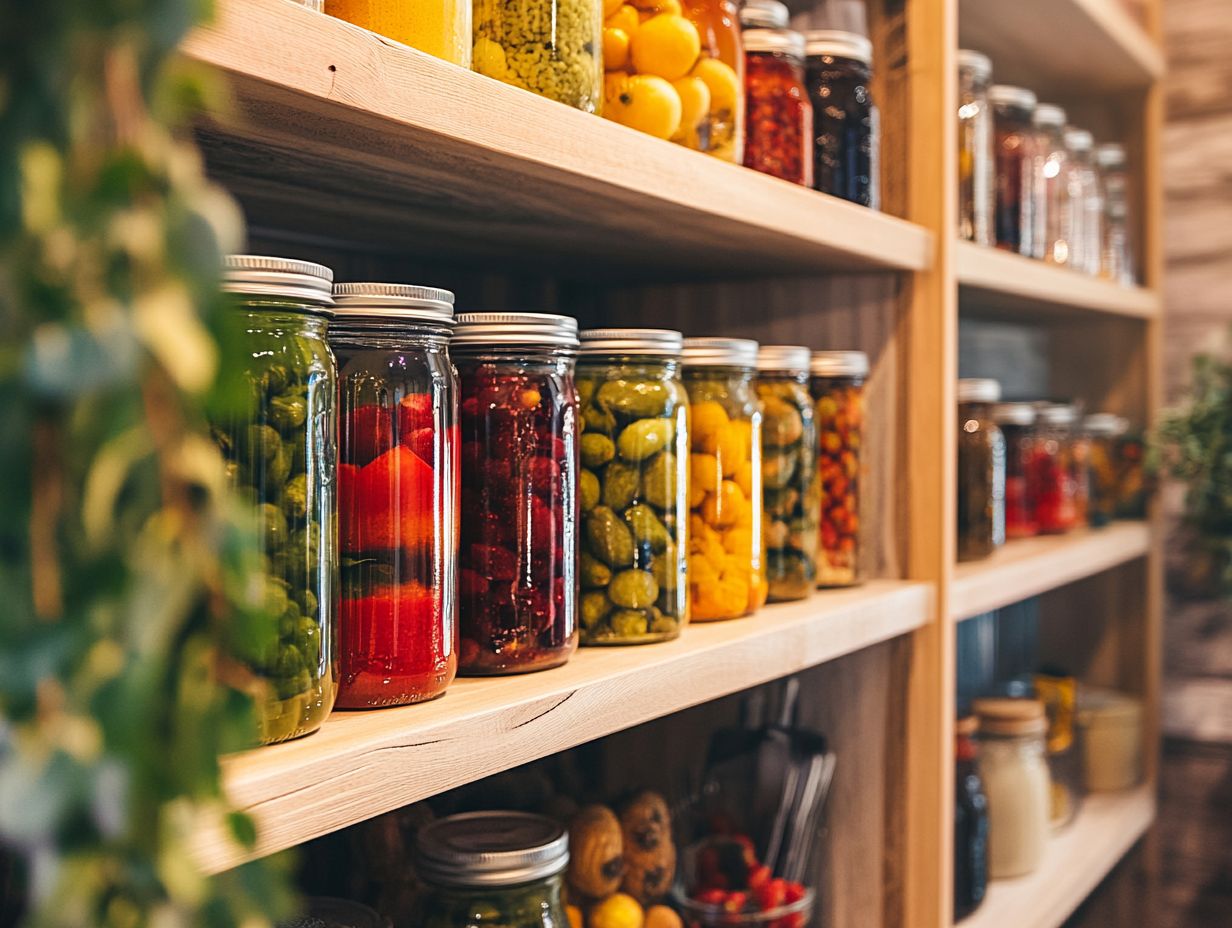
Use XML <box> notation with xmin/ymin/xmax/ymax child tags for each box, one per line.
<box><xmin>0</xmin><ymin>1</ymin><xmax>295</xmax><ymax>926</ymax></box>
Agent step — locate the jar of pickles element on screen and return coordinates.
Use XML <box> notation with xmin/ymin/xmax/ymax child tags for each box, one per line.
<box><xmin>475</xmin><ymin>0</ymin><xmax>601</xmax><ymax>111</ymax></box>
<box><xmin>325</xmin><ymin>0</ymin><xmax>472</xmax><ymax>66</ymax></box>
<box><xmin>958</xmin><ymin>49</ymin><xmax>994</xmax><ymax>247</ymax></box>
<box><xmin>330</xmin><ymin>283</ymin><xmax>458</xmax><ymax>709</ymax></box>
<box><xmin>215</xmin><ymin>255</ymin><xmax>338</xmax><ymax>744</ymax></box>
<box><xmin>452</xmin><ymin>313</ymin><xmax>580</xmax><ymax>674</ymax></box>
<box><xmin>810</xmin><ymin>351</ymin><xmax>866</xmax><ymax>587</ymax></box>
<box><xmin>576</xmin><ymin>329</ymin><xmax>689</xmax><ymax>644</ymax></box>
<box><xmin>990</xmin><ymin>84</ymin><xmax>1038</xmax><ymax>256</ymax></box>
<box><xmin>741</xmin><ymin>2</ymin><xmax>812</xmax><ymax>186</ymax></box>
<box><xmin>993</xmin><ymin>402</ymin><xmax>1038</xmax><ymax>540</ymax></box>
<box><xmin>756</xmin><ymin>346</ymin><xmax>819</xmax><ymax>601</ymax></box>
<box><xmin>957</xmin><ymin>379</ymin><xmax>1006</xmax><ymax>562</ymax></box>
<box><xmin>682</xmin><ymin>337</ymin><xmax>766</xmax><ymax>620</ymax></box>
<box><xmin>804</xmin><ymin>30</ymin><xmax>878</xmax><ymax>207</ymax></box>
<box><xmin>415</xmin><ymin>812</ymin><xmax>570</xmax><ymax>928</ymax></box>
<box><xmin>1029</xmin><ymin>404</ymin><xmax>1079</xmax><ymax>535</ymax></box>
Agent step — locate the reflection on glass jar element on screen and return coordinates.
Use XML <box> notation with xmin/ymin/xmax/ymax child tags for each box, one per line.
<box><xmin>810</xmin><ymin>351</ymin><xmax>867</xmax><ymax>586</ymax></box>
<box><xmin>957</xmin><ymin>379</ymin><xmax>1005</xmax><ymax>562</ymax></box>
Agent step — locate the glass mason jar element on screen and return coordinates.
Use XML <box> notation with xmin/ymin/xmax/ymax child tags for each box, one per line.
<box><xmin>974</xmin><ymin>699</ymin><xmax>1051</xmax><ymax>880</ymax></box>
<box><xmin>575</xmin><ymin>329</ymin><xmax>689</xmax><ymax>644</ymax></box>
<box><xmin>682</xmin><ymin>338</ymin><xmax>766</xmax><ymax>620</ymax></box>
<box><xmin>957</xmin><ymin>49</ymin><xmax>994</xmax><ymax>247</ymax></box>
<box><xmin>452</xmin><ymin>313</ymin><xmax>580</xmax><ymax>674</ymax></box>
<box><xmin>810</xmin><ymin>351</ymin><xmax>867</xmax><ymax>587</ymax></box>
<box><xmin>416</xmin><ymin>812</ymin><xmax>569</xmax><ymax>928</ymax></box>
<box><xmin>215</xmin><ymin>256</ymin><xmax>338</xmax><ymax>744</ymax></box>
<box><xmin>1065</xmin><ymin>128</ymin><xmax>1104</xmax><ymax>276</ymax></box>
<box><xmin>325</xmin><ymin>0</ymin><xmax>472</xmax><ymax>66</ymax></box>
<box><xmin>756</xmin><ymin>346</ymin><xmax>819</xmax><ymax>601</ymax></box>
<box><xmin>1029</xmin><ymin>404</ymin><xmax>1080</xmax><ymax>535</ymax></box>
<box><xmin>329</xmin><ymin>284</ymin><xmax>459</xmax><ymax>709</ymax></box>
<box><xmin>474</xmin><ymin>0</ymin><xmax>601</xmax><ymax>111</ymax></box>
<box><xmin>805</xmin><ymin>30</ymin><xmax>878</xmax><ymax>207</ymax></box>
<box><xmin>993</xmin><ymin>402</ymin><xmax>1038</xmax><ymax>540</ymax></box>
<box><xmin>741</xmin><ymin>5</ymin><xmax>813</xmax><ymax>186</ymax></box>
<box><xmin>1033</xmin><ymin>104</ymin><xmax>1073</xmax><ymax>265</ymax></box>
<box><xmin>1097</xmin><ymin>143</ymin><xmax>1135</xmax><ymax>285</ymax></box>
<box><xmin>1114</xmin><ymin>426</ymin><xmax>1148</xmax><ymax>519</ymax></box>
<box><xmin>954</xmin><ymin>716</ymin><xmax>989</xmax><ymax>922</ymax></box>
<box><xmin>990</xmin><ymin>84</ymin><xmax>1038</xmax><ymax>256</ymax></box>
<box><xmin>957</xmin><ymin>379</ymin><xmax>1006</xmax><ymax>562</ymax></box>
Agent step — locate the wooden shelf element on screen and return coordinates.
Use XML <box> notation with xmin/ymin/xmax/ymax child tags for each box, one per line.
<box><xmin>951</xmin><ymin>522</ymin><xmax>1151</xmax><ymax>621</ymax></box>
<box><xmin>958</xmin><ymin>0</ymin><xmax>1163</xmax><ymax>95</ymax></box>
<box><xmin>956</xmin><ymin>242</ymin><xmax>1161</xmax><ymax>320</ymax></box>
<box><xmin>182</xmin><ymin>0</ymin><xmax>932</xmax><ymax>278</ymax></box>
<box><xmin>958</xmin><ymin>785</ymin><xmax>1155</xmax><ymax>928</ymax></box>
<box><xmin>195</xmin><ymin>580</ymin><xmax>933</xmax><ymax>873</ymax></box>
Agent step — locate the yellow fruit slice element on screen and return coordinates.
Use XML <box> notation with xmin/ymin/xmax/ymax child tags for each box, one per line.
<box><xmin>605</xmin><ymin>4</ymin><xmax>641</xmax><ymax>40</ymax></box>
<box><xmin>604</xmin><ymin>26</ymin><xmax>631</xmax><ymax>70</ymax></box>
<box><xmin>604</xmin><ymin>73</ymin><xmax>682</xmax><ymax>139</ymax></box>
<box><xmin>691</xmin><ymin>56</ymin><xmax>740</xmax><ymax>112</ymax></box>
<box><xmin>630</xmin><ymin>13</ymin><xmax>701</xmax><ymax>82</ymax></box>
<box><xmin>670</xmin><ymin>75</ymin><xmax>710</xmax><ymax>139</ymax></box>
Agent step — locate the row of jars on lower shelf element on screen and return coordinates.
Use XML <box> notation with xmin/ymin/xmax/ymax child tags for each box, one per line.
<box><xmin>218</xmin><ymin>255</ymin><xmax>869</xmax><ymax>744</ymax></box>
<box><xmin>956</xmin><ymin>378</ymin><xmax>1148</xmax><ymax>563</ymax></box>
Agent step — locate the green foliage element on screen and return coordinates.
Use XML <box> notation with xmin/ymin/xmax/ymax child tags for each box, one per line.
<box><xmin>0</xmin><ymin>2</ymin><xmax>297</xmax><ymax>927</ymax></box>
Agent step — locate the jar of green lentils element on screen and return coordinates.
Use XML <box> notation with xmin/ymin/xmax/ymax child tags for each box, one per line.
<box><xmin>472</xmin><ymin>0</ymin><xmax>602</xmax><ymax>111</ymax></box>
<box><xmin>576</xmin><ymin>328</ymin><xmax>689</xmax><ymax>645</ymax></box>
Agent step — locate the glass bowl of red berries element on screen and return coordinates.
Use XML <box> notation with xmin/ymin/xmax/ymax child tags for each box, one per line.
<box><xmin>672</xmin><ymin>835</ymin><xmax>814</xmax><ymax>927</ymax></box>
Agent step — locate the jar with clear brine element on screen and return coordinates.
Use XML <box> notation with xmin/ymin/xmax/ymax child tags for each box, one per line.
<box><xmin>1034</xmin><ymin>104</ymin><xmax>1073</xmax><ymax>265</ymax></box>
<box><xmin>741</xmin><ymin>2</ymin><xmax>812</xmax><ymax>185</ymax></box>
<box><xmin>475</xmin><ymin>0</ymin><xmax>601</xmax><ymax>111</ymax></box>
<box><xmin>805</xmin><ymin>30</ymin><xmax>878</xmax><ymax>207</ymax></box>
<box><xmin>957</xmin><ymin>379</ymin><xmax>1006</xmax><ymax>562</ymax></box>
<box><xmin>958</xmin><ymin>49</ymin><xmax>994</xmax><ymax>246</ymax></box>
<box><xmin>756</xmin><ymin>346</ymin><xmax>819</xmax><ymax>601</ymax></box>
<box><xmin>576</xmin><ymin>329</ymin><xmax>689</xmax><ymax>644</ymax></box>
<box><xmin>214</xmin><ymin>256</ymin><xmax>338</xmax><ymax>744</ymax></box>
<box><xmin>1097</xmin><ymin>143</ymin><xmax>1135</xmax><ymax>285</ymax></box>
<box><xmin>683</xmin><ymin>338</ymin><xmax>766</xmax><ymax>620</ymax></box>
<box><xmin>453</xmin><ymin>313</ymin><xmax>580</xmax><ymax>673</ymax></box>
<box><xmin>330</xmin><ymin>283</ymin><xmax>459</xmax><ymax>709</ymax></box>
<box><xmin>810</xmin><ymin>351</ymin><xmax>866</xmax><ymax>586</ymax></box>
<box><xmin>1065</xmin><ymin>128</ymin><xmax>1104</xmax><ymax>276</ymax></box>
<box><xmin>990</xmin><ymin>84</ymin><xmax>1038</xmax><ymax>255</ymax></box>
<box><xmin>326</xmin><ymin>0</ymin><xmax>472</xmax><ymax>66</ymax></box>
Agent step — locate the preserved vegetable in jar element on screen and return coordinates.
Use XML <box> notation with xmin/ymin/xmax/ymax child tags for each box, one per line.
<box><xmin>215</xmin><ymin>256</ymin><xmax>338</xmax><ymax>744</ymax></box>
<box><xmin>804</xmin><ymin>30</ymin><xmax>878</xmax><ymax>207</ymax></box>
<box><xmin>475</xmin><ymin>0</ymin><xmax>601</xmax><ymax>111</ymax></box>
<box><xmin>1097</xmin><ymin>143</ymin><xmax>1135</xmax><ymax>285</ymax></box>
<box><xmin>993</xmin><ymin>402</ymin><xmax>1038</xmax><ymax>540</ymax></box>
<box><xmin>990</xmin><ymin>84</ymin><xmax>1038</xmax><ymax>256</ymax></box>
<box><xmin>1114</xmin><ymin>427</ymin><xmax>1148</xmax><ymax>519</ymax></box>
<box><xmin>1033</xmin><ymin>104</ymin><xmax>1073</xmax><ymax>265</ymax></box>
<box><xmin>957</xmin><ymin>379</ymin><xmax>1006</xmax><ymax>562</ymax></box>
<box><xmin>958</xmin><ymin>49</ymin><xmax>994</xmax><ymax>247</ymax></box>
<box><xmin>453</xmin><ymin>313</ymin><xmax>580</xmax><ymax>673</ymax></box>
<box><xmin>1065</xmin><ymin>128</ymin><xmax>1103</xmax><ymax>276</ymax></box>
<box><xmin>682</xmin><ymin>338</ymin><xmax>766</xmax><ymax>620</ymax></box>
<box><xmin>326</xmin><ymin>0</ymin><xmax>472</xmax><ymax>66</ymax></box>
<box><xmin>756</xmin><ymin>346</ymin><xmax>819</xmax><ymax>601</ymax></box>
<box><xmin>741</xmin><ymin>3</ymin><xmax>812</xmax><ymax>186</ymax></box>
<box><xmin>575</xmin><ymin>328</ymin><xmax>689</xmax><ymax>644</ymax></box>
<box><xmin>330</xmin><ymin>283</ymin><xmax>459</xmax><ymax>709</ymax></box>
<box><xmin>810</xmin><ymin>350</ymin><xmax>866</xmax><ymax>587</ymax></box>
<box><xmin>1084</xmin><ymin>413</ymin><xmax>1128</xmax><ymax>527</ymax></box>
<box><xmin>1029</xmin><ymin>404</ymin><xmax>1080</xmax><ymax>534</ymax></box>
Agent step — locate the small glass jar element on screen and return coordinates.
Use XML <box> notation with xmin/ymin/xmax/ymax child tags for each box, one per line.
<box><xmin>416</xmin><ymin>812</ymin><xmax>569</xmax><ymax>928</ymax></box>
<box><xmin>804</xmin><ymin>30</ymin><xmax>878</xmax><ymax>208</ymax></box>
<box><xmin>990</xmin><ymin>84</ymin><xmax>1038</xmax><ymax>256</ymax></box>
<box><xmin>974</xmin><ymin>698</ymin><xmax>1051</xmax><ymax>879</ymax></box>
<box><xmin>325</xmin><ymin>0</ymin><xmax>471</xmax><ymax>66</ymax></box>
<box><xmin>1097</xmin><ymin>143</ymin><xmax>1135</xmax><ymax>285</ymax></box>
<box><xmin>954</xmin><ymin>716</ymin><xmax>989</xmax><ymax>921</ymax></box>
<box><xmin>1029</xmin><ymin>404</ymin><xmax>1080</xmax><ymax>535</ymax></box>
<box><xmin>575</xmin><ymin>329</ymin><xmax>689</xmax><ymax>644</ymax></box>
<box><xmin>1034</xmin><ymin>671</ymin><xmax>1083</xmax><ymax>831</ymax></box>
<box><xmin>957</xmin><ymin>379</ymin><xmax>1006</xmax><ymax>562</ymax></box>
<box><xmin>741</xmin><ymin>3</ymin><xmax>813</xmax><ymax>186</ymax></box>
<box><xmin>756</xmin><ymin>346</ymin><xmax>819</xmax><ymax>601</ymax></box>
<box><xmin>1114</xmin><ymin>427</ymin><xmax>1148</xmax><ymax>519</ymax></box>
<box><xmin>215</xmin><ymin>256</ymin><xmax>338</xmax><ymax>744</ymax></box>
<box><xmin>330</xmin><ymin>283</ymin><xmax>459</xmax><ymax>709</ymax></box>
<box><xmin>993</xmin><ymin>402</ymin><xmax>1038</xmax><ymax>540</ymax></box>
<box><xmin>1065</xmin><ymin>128</ymin><xmax>1104</xmax><ymax>276</ymax></box>
<box><xmin>1077</xmin><ymin>688</ymin><xmax>1144</xmax><ymax>792</ymax></box>
<box><xmin>957</xmin><ymin>49</ymin><xmax>994</xmax><ymax>247</ymax></box>
<box><xmin>453</xmin><ymin>313</ymin><xmax>580</xmax><ymax>674</ymax></box>
<box><xmin>1033</xmin><ymin>104</ymin><xmax>1073</xmax><ymax>265</ymax></box>
<box><xmin>474</xmin><ymin>0</ymin><xmax>601</xmax><ymax>111</ymax></box>
<box><xmin>682</xmin><ymin>338</ymin><xmax>766</xmax><ymax>620</ymax></box>
<box><xmin>810</xmin><ymin>351</ymin><xmax>867</xmax><ymax>587</ymax></box>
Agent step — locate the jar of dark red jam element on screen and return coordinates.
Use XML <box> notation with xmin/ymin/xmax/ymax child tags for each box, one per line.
<box><xmin>330</xmin><ymin>283</ymin><xmax>459</xmax><ymax>709</ymax></box>
<box><xmin>452</xmin><ymin>313</ymin><xmax>581</xmax><ymax>674</ymax></box>
<box><xmin>741</xmin><ymin>1</ymin><xmax>813</xmax><ymax>186</ymax></box>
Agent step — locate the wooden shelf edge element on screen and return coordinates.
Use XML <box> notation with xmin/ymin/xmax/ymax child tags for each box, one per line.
<box><xmin>195</xmin><ymin>579</ymin><xmax>934</xmax><ymax>873</ymax></box>
<box><xmin>951</xmin><ymin>522</ymin><xmax>1151</xmax><ymax>621</ymax></box>
<box><xmin>958</xmin><ymin>785</ymin><xmax>1156</xmax><ymax>928</ymax></box>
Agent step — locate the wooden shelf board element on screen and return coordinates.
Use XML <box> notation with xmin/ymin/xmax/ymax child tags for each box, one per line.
<box><xmin>196</xmin><ymin>580</ymin><xmax>933</xmax><ymax>873</ymax></box>
<box><xmin>958</xmin><ymin>785</ymin><xmax>1155</xmax><ymax>928</ymax></box>
<box><xmin>958</xmin><ymin>0</ymin><xmax>1163</xmax><ymax>95</ymax></box>
<box><xmin>951</xmin><ymin>522</ymin><xmax>1151</xmax><ymax>621</ymax></box>
<box><xmin>182</xmin><ymin>0</ymin><xmax>932</xmax><ymax>278</ymax></box>
<box><xmin>956</xmin><ymin>242</ymin><xmax>1161</xmax><ymax>320</ymax></box>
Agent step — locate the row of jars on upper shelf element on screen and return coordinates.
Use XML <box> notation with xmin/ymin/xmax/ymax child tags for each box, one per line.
<box><xmin>958</xmin><ymin>49</ymin><xmax>1137</xmax><ymax>285</ymax></box>
<box><xmin>288</xmin><ymin>0</ymin><xmax>878</xmax><ymax>204</ymax></box>
<box><xmin>955</xmin><ymin>378</ymin><xmax>1148</xmax><ymax>563</ymax></box>
<box><xmin>219</xmin><ymin>255</ymin><xmax>869</xmax><ymax>745</ymax></box>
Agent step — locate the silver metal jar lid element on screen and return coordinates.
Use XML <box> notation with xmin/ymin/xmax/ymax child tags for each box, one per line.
<box><xmin>804</xmin><ymin>30</ymin><xmax>873</xmax><ymax>66</ymax></box>
<box><xmin>1084</xmin><ymin>412</ymin><xmax>1128</xmax><ymax>436</ymax></box>
<box><xmin>223</xmin><ymin>255</ymin><xmax>334</xmax><ymax>307</ymax></box>
<box><xmin>957</xmin><ymin>49</ymin><xmax>992</xmax><ymax>81</ymax></box>
<box><xmin>740</xmin><ymin>0</ymin><xmax>789</xmax><ymax>29</ymax></box>
<box><xmin>956</xmin><ymin>378</ymin><xmax>1001</xmax><ymax>404</ymax></box>
<box><xmin>1039</xmin><ymin>403</ymin><xmax>1079</xmax><ymax>426</ymax></box>
<box><xmin>1065</xmin><ymin>128</ymin><xmax>1094</xmax><ymax>152</ymax></box>
<box><xmin>756</xmin><ymin>345</ymin><xmax>812</xmax><ymax>372</ymax></box>
<box><xmin>332</xmin><ymin>282</ymin><xmax>455</xmax><ymax>324</ymax></box>
<box><xmin>810</xmin><ymin>350</ymin><xmax>869</xmax><ymax>378</ymax></box>
<box><xmin>1033</xmin><ymin>104</ymin><xmax>1068</xmax><ymax>129</ymax></box>
<box><xmin>681</xmin><ymin>337</ymin><xmax>759</xmax><ymax>368</ymax></box>
<box><xmin>414</xmin><ymin>812</ymin><xmax>569</xmax><ymax>888</ymax></box>
<box><xmin>452</xmin><ymin>312</ymin><xmax>579</xmax><ymax>348</ymax></box>
<box><xmin>578</xmin><ymin>328</ymin><xmax>683</xmax><ymax>356</ymax></box>
<box><xmin>993</xmin><ymin>402</ymin><xmax>1036</xmax><ymax>427</ymax></box>
<box><xmin>1096</xmin><ymin>143</ymin><xmax>1127</xmax><ymax>168</ymax></box>
<box><xmin>744</xmin><ymin>28</ymin><xmax>807</xmax><ymax>57</ymax></box>
<box><xmin>988</xmin><ymin>84</ymin><xmax>1037</xmax><ymax>111</ymax></box>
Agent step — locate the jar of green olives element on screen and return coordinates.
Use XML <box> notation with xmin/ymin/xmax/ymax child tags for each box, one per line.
<box><xmin>576</xmin><ymin>329</ymin><xmax>689</xmax><ymax>644</ymax></box>
<box><xmin>756</xmin><ymin>345</ymin><xmax>819</xmax><ymax>601</ymax></box>
<box><xmin>810</xmin><ymin>350</ymin><xmax>867</xmax><ymax>587</ymax></box>
<box><xmin>216</xmin><ymin>256</ymin><xmax>338</xmax><ymax>744</ymax></box>
<box><xmin>416</xmin><ymin>811</ymin><xmax>570</xmax><ymax>928</ymax></box>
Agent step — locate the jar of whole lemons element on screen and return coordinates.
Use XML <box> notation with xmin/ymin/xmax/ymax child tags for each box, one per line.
<box><xmin>603</xmin><ymin>0</ymin><xmax>744</xmax><ymax>161</ymax></box>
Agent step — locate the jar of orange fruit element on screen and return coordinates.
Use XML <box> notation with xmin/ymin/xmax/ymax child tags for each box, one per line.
<box><xmin>602</xmin><ymin>0</ymin><xmax>744</xmax><ymax>161</ymax></box>
<box><xmin>682</xmin><ymin>337</ymin><xmax>766</xmax><ymax>621</ymax></box>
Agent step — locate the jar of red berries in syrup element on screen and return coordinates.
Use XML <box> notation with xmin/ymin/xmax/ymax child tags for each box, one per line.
<box><xmin>740</xmin><ymin>0</ymin><xmax>813</xmax><ymax>186</ymax></box>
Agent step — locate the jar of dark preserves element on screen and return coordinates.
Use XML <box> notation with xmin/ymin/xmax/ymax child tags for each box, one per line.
<box><xmin>954</xmin><ymin>716</ymin><xmax>989</xmax><ymax>921</ymax></box>
<box><xmin>804</xmin><ymin>30</ymin><xmax>878</xmax><ymax>207</ymax></box>
<box><xmin>1085</xmin><ymin>414</ymin><xmax>1126</xmax><ymax>527</ymax></box>
<box><xmin>452</xmin><ymin>313</ymin><xmax>580</xmax><ymax>674</ymax></box>
<box><xmin>741</xmin><ymin>1</ymin><xmax>813</xmax><ymax>186</ymax></box>
<box><xmin>957</xmin><ymin>379</ymin><xmax>1006</xmax><ymax>562</ymax></box>
<box><xmin>993</xmin><ymin>402</ymin><xmax>1038</xmax><ymax>540</ymax></box>
<box><xmin>990</xmin><ymin>84</ymin><xmax>1038</xmax><ymax>256</ymax></box>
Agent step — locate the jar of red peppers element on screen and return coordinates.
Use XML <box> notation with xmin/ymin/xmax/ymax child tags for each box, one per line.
<box><xmin>990</xmin><ymin>84</ymin><xmax>1038</xmax><ymax>256</ymax></box>
<box><xmin>330</xmin><ymin>283</ymin><xmax>459</xmax><ymax>709</ymax></box>
<box><xmin>452</xmin><ymin>313</ymin><xmax>580</xmax><ymax>674</ymax></box>
<box><xmin>810</xmin><ymin>350</ymin><xmax>866</xmax><ymax>587</ymax></box>
<box><xmin>957</xmin><ymin>379</ymin><xmax>1006</xmax><ymax>562</ymax></box>
<box><xmin>1028</xmin><ymin>404</ymin><xmax>1079</xmax><ymax>535</ymax></box>
<box><xmin>993</xmin><ymin>402</ymin><xmax>1038</xmax><ymax>540</ymax></box>
<box><xmin>740</xmin><ymin>1</ymin><xmax>812</xmax><ymax>186</ymax></box>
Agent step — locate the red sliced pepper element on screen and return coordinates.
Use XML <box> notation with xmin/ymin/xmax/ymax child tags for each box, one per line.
<box><xmin>341</xmin><ymin>445</ymin><xmax>435</xmax><ymax>553</ymax></box>
<box><xmin>343</xmin><ymin>403</ymin><xmax>395</xmax><ymax>467</ymax></box>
